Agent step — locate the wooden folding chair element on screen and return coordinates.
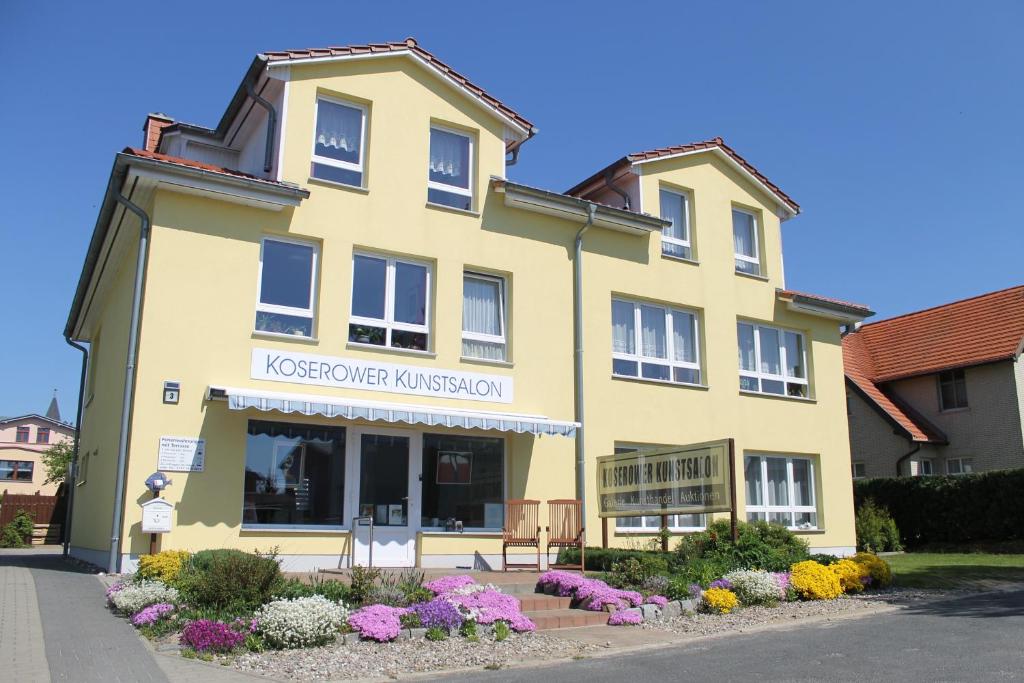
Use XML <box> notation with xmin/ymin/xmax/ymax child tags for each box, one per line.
<box><xmin>502</xmin><ymin>499</ymin><xmax>541</xmax><ymax>571</ymax></box>
<box><xmin>546</xmin><ymin>499</ymin><xmax>585</xmax><ymax>571</ymax></box>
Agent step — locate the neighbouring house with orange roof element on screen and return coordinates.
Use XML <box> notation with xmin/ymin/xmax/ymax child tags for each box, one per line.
<box><xmin>0</xmin><ymin>396</ymin><xmax>75</xmax><ymax>496</ymax></box>
<box><xmin>843</xmin><ymin>285</ymin><xmax>1024</xmax><ymax>478</ymax></box>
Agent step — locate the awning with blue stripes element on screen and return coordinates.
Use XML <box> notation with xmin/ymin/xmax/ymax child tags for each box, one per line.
<box><xmin>208</xmin><ymin>386</ymin><xmax>578</xmax><ymax>438</ymax></box>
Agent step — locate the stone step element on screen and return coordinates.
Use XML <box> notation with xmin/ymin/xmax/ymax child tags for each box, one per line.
<box><xmin>523</xmin><ymin>608</ymin><xmax>609</xmax><ymax>630</ymax></box>
<box><xmin>517</xmin><ymin>594</ymin><xmax>571</xmax><ymax>611</ymax></box>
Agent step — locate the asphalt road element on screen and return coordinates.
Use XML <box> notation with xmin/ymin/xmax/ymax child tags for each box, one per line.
<box><xmin>448</xmin><ymin>589</ymin><xmax>1024</xmax><ymax>682</ymax></box>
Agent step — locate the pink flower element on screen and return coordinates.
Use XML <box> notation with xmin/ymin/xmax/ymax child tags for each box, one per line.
<box><xmin>645</xmin><ymin>595</ymin><xmax>668</xmax><ymax>608</ymax></box>
<box><xmin>424</xmin><ymin>575</ymin><xmax>477</xmax><ymax>595</ymax></box>
<box><xmin>538</xmin><ymin>572</ymin><xmax>642</xmax><ymax>611</ymax></box>
<box><xmin>348</xmin><ymin>605</ymin><xmax>407</xmax><ymax>642</ymax></box>
<box><xmin>608</xmin><ymin>610</ymin><xmax>643</xmax><ymax>625</ymax></box>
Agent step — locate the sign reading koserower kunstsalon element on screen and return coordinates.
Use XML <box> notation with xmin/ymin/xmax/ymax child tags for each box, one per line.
<box><xmin>250</xmin><ymin>348</ymin><xmax>513</xmax><ymax>404</ymax></box>
<box><xmin>596</xmin><ymin>440</ymin><xmax>733</xmax><ymax>517</ymax></box>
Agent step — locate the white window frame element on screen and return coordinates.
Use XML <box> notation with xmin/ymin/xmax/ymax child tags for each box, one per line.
<box><xmin>732</xmin><ymin>207</ymin><xmax>761</xmax><ymax>274</ymax></box>
<box><xmin>946</xmin><ymin>457</ymin><xmax>974</xmax><ymax>475</ymax></box>
<box><xmin>612</xmin><ymin>299</ymin><xmax>702</xmax><ymax>386</ymax></box>
<box><xmin>918</xmin><ymin>458</ymin><xmax>934</xmax><ymax>476</ymax></box>
<box><xmin>349</xmin><ymin>252</ymin><xmax>432</xmax><ymax>350</ymax></box>
<box><xmin>310</xmin><ymin>95</ymin><xmax>367</xmax><ymax>185</ymax></box>
<box><xmin>461</xmin><ymin>272</ymin><xmax>507</xmax><ymax>360</ymax></box>
<box><xmin>738</xmin><ymin>321</ymin><xmax>809</xmax><ymax>397</ymax></box>
<box><xmin>852</xmin><ymin>462</ymin><xmax>867</xmax><ymax>479</ymax></box>
<box><xmin>255</xmin><ymin>236</ymin><xmax>319</xmax><ymax>338</ymax></box>
<box><xmin>659</xmin><ymin>188</ymin><xmax>692</xmax><ymax>259</ymax></box>
<box><xmin>427</xmin><ymin>125</ymin><xmax>474</xmax><ymax>205</ymax></box>
<box><xmin>745</xmin><ymin>454</ymin><xmax>818</xmax><ymax>530</ymax></box>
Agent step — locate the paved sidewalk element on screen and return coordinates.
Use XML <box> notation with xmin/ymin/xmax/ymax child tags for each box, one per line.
<box><xmin>0</xmin><ymin>562</ymin><xmax>50</xmax><ymax>683</ymax></box>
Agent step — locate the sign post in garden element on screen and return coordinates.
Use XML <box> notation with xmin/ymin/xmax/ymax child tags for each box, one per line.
<box><xmin>596</xmin><ymin>438</ymin><xmax>738</xmax><ymax>548</ymax></box>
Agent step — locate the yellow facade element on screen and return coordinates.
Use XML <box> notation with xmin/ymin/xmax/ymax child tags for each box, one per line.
<box><xmin>67</xmin><ymin>45</ymin><xmax>863</xmax><ymax>571</ymax></box>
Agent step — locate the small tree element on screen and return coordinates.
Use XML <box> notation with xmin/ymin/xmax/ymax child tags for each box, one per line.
<box><xmin>40</xmin><ymin>441</ymin><xmax>74</xmax><ymax>486</ymax></box>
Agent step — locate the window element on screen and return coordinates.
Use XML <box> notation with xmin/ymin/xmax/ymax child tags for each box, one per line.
<box><xmin>421</xmin><ymin>434</ymin><xmax>504</xmax><ymax>529</ymax></box>
<box><xmin>946</xmin><ymin>457</ymin><xmax>974</xmax><ymax>475</ymax></box>
<box><xmin>917</xmin><ymin>458</ymin><xmax>934</xmax><ymax>476</ymax></box>
<box><xmin>15</xmin><ymin>426</ymin><xmax>29</xmax><ymax>443</ymax></box>
<box><xmin>36</xmin><ymin>428</ymin><xmax>50</xmax><ymax>444</ymax></box>
<box><xmin>938</xmin><ymin>369</ymin><xmax>968</xmax><ymax>411</ymax></box>
<box><xmin>738</xmin><ymin>322</ymin><xmax>809</xmax><ymax>397</ymax></box>
<box><xmin>0</xmin><ymin>460</ymin><xmax>33</xmax><ymax>481</ymax></box>
<box><xmin>851</xmin><ymin>462</ymin><xmax>867</xmax><ymax>479</ymax></box>
<box><xmin>349</xmin><ymin>253</ymin><xmax>430</xmax><ymax>351</ymax></box>
<box><xmin>428</xmin><ymin>126</ymin><xmax>473</xmax><ymax>210</ymax></box>
<box><xmin>612</xmin><ymin>299</ymin><xmax>701</xmax><ymax>385</ymax></box>
<box><xmin>745</xmin><ymin>455</ymin><xmax>817</xmax><ymax>529</ymax></box>
<box><xmin>311</xmin><ymin>97</ymin><xmax>366</xmax><ymax>187</ymax></box>
<box><xmin>242</xmin><ymin>421</ymin><xmax>345</xmax><ymax>527</ymax></box>
<box><xmin>732</xmin><ymin>208</ymin><xmax>760</xmax><ymax>275</ymax></box>
<box><xmin>659</xmin><ymin>189</ymin><xmax>692</xmax><ymax>260</ymax></box>
<box><xmin>612</xmin><ymin>447</ymin><xmax>706</xmax><ymax>531</ymax></box>
<box><xmin>462</xmin><ymin>273</ymin><xmax>507</xmax><ymax>361</ymax></box>
<box><xmin>255</xmin><ymin>237</ymin><xmax>318</xmax><ymax>337</ymax></box>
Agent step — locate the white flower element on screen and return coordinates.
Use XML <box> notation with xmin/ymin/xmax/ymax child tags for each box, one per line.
<box><xmin>255</xmin><ymin>595</ymin><xmax>348</xmax><ymax>649</ymax></box>
<box><xmin>722</xmin><ymin>570</ymin><xmax>784</xmax><ymax>606</ymax></box>
<box><xmin>109</xmin><ymin>579</ymin><xmax>179</xmax><ymax>614</ymax></box>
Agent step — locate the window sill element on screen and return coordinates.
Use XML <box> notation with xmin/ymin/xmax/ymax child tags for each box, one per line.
<box><xmin>615</xmin><ymin>528</ymin><xmax>706</xmax><ymax>535</ymax></box>
<box><xmin>735</xmin><ymin>270</ymin><xmax>769</xmax><ymax>282</ymax></box>
<box><xmin>461</xmin><ymin>356</ymin><xmax>513</xmax><ymax>368</ymax></box>
<box><xmin>661</xmin><ymin>254</ymin><xmax>700</xmax><ymax>266</ymax></box>
<box><xmin>420</xmin><ymin>530</ymin><xmax>503</xmax><ymax>538</ymax></box>
<box><xmin>240</xmin><ymin>526</ymin><xmax>350</xmax><ymax>534</ymax></box>
<box><xmin>307</xmin><ymin>177</ymin><xmax>369</xmax><ymax>194</ymax></box>
<box><xmin>346</xmin><ymin>342</ymin><xmax>436</xmax><ymax>359</ymax></box>
<box><xmin>425</xmin><ymin>201</ymin><xmax>480</xmax><ymax>217</ymax></box>
<box><xmin>612</xmin><ymin>374</ymin><xmax>709</xmax><ymax>391</ymax></box>
<box><xmin>793</xmin><ymin>528</ymin><xmax>825</xmax><ymax>535</ymax></box>
<box><xmin>252</xmin><ymin>330</ymin><xmax>319</xmax><ymax>344</ymax></box>
<box><xmin>739</xmin><ymin>389</ymin><xmax>815</xmax><ymax>404</ymax></box>
<box><xmin>939</xmin><ymin>407</ymin><xmax>970</xmax><ymax>414</ymax></box>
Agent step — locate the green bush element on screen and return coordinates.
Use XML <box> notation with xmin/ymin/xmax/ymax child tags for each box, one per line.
<box><xmin>675</xmin><ymin>520</ymin><xmax>809</xmax><ymax>572</ymax></box>
<box><xmin>178</xmin><ymin>548</ymin><xmax>282</xmax><ymax>611</ymax></box>
<box><xmin>0</xmin><ymin>510</ymin><xmax>35</xmax><ymax>548</ymax></box>
<box><xmin>855</xmin><ymin>499</ymin><xmax>903</xmax><ymax>552</ymax></box>
<box><xmin>348</xmin><ymin>566</ymin><xmax>380</xmax><ymax>606</ymax></box>
<box><xmin>557</xmin><ymin>547</ymin><xmax>674</xmax><ymax>573</ymax></box>
<box><xmin>807</xmin><ymin>553</ymin><xmax>840</xmax><ymax>565</ymax></box>
<box><xmin>607</xmin><ymin>555</ymin><xmax>669</xmax><ymax>589</ymax></box>
<box><xmin>854</xmin><ymin>469</ymin><xmax>1024</xmax><ymax>548</ymax></box>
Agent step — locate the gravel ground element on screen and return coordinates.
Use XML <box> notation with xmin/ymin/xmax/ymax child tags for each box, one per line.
<box><xmin>233</xmin><ymin>631</ymin><xmax>600</xmax><ymax>681</ymax></box>
<box><xmin>641</xmin><ymin>587</ymin><xmax>959</xmax><ymax>637</ymax></box>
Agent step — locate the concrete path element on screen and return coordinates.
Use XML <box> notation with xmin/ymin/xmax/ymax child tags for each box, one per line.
<box><xmin>0</xmin><ymin>549</ymin><xmax>261</xmax><ymax>683</ymax></box>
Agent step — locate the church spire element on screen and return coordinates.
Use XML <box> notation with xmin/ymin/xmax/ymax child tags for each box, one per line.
<box><xmin>45</xmin><ymin>390</ymin><xmax>61</xmax><ymax>422</ymax></box>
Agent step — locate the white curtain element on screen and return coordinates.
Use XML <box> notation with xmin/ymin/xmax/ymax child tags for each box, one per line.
<box><xmin>672</xmin><ymin>311</ymin><xmax>695</xmax><ymax>362</ymax></box>
<box><xmin>758</xmin><ymin>327</ymin><xmax>781</xmax><ymax>375</ymax></box>
<box><xmin>611</xmin><ymin>301</ymin><xmax>635</xmax><ymax>354</ymax></box>
<box><xmin>429</xmin><ymin>129</ymin><xmax>468</xmax><ymax>184</ymax></box>
<box><xmin>732</xmin><ymin>210</ymin><xmax>755</xmax><ymax>257</ymax></box>
<box><xmin>784</xmin><ymin>331</ymin><xmax>804</xmax><ymax>378</ymax></box>
<box><xmin>737</xmin><ymin>324</ymin><xmax>756</xmax><ymax>371</ymax></box>
<box><xmin>791</xmin><ymin>459</ymin><xmax>811</xmax><ymax>506</ymax></box>
<box><xmin>640</xmin><ymin>305</ymin><xmax>666</xmax><ymax>358</ymax></box>
<box><xmin>315</xmin><ymin>100</ymin><xmax>362</xmax><ymax>154</ymax></box>
<box><xmin>463</xmin><ymin>277</ymin><xmax>504</xmax><ymax>360</ymax></box>
<box><xmin>765</xmin><ymin>457</ymin><xmax>789</xmax><ymax>506</ymax></box>
<box><xmin>660</xmin><ymin>190</ymin><xmax>687</xmax><ymax>241</ymax></box>
<box><xmin>744</xmin><ymin>457</ymin><xmax>763</xmax><ymax>505</ymax></box>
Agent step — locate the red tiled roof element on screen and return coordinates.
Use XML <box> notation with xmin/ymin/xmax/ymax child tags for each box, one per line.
<box><xmin>848</xmin><ymin>285</ymin><xmax>1024</xmax><ymax>383</ymax></box>
<box><xmin>843</xmin><ymin>334</ymin><xmax>946</xmax><ymax>443</ymax></box>
<box><xmin>262</xmin><ymin>38</ymin><xmax>536</xmax><ymax>144</ymax></box>
<box><xmin>566</xmin><ymin>137</ymin><xmax>800</xmax><ymax>214</ymax></box>
<box><xmin>778</xmin><ymin>289</ymin><xmax>873</xmax><ymax>316</ymax></box>
<box><xmin>122</xmin><ymin>147</ymin><xmax>300</xmax><ymax>188</ymax></box>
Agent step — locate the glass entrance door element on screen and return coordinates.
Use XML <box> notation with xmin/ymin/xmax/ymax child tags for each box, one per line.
<box><xmin>348</xmin><ymin>429</ymin><xmax>420</xmax><ymax>567</ymax></box>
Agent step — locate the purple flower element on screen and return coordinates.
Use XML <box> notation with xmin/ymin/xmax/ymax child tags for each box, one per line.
<box><xmin>645</xmin><ymin>595</ymin><xmax>668</xmax><ymax>608</ymax></box>
<box><xmin>446</xmin><ymin>588</ymin><xmax>536</xmax><ymax>631</ymax></box>
<box><xmin>861</xmin><ymin>575</ymin><xmax>874</xmax><ymax>587</ymax></box>
<box><xmin>608</xmin><ymin>610</ymin><xmax>643</xmax><ymax>626</ymax></box>
<box><xmin>348</xmin><ymin>605</ymin><xmax>407</xmax><ymax>642</ymax></box>
<box><xmin>180</xmin><ymin>620</ymin><xmax>246</xmax><ymax>653</ymax></box>
<box><xmin>709</xmin><ymin>578</ymin><xmax>733</xmax><ymax>590</ymax></box>
<box><xmin>412</xmin><ymin>598</ymin><xmax>463</xmax><ymax>630</ymax></box>
<box><xmin>105</xmin><ymin>581</ymin><xmax>127</xmax><ymax>599</ymax></box>
<box><xmin>772</xmin><ymin>572</ymin><xmax>791</xmax><ymax>591</ymax></box>
<box><xmin>424</xmin><ymin>575</ymin><xmax>477</xmax><ymax>595</ymax></box>
<box><xmin>131</xmin><ymin>603</ymin><xmax>174</xmax><ymax>626</ymax></box>
<box><xmin>688</xmin><ymin>583</ymin><xmax>704</xmax><ymax>600</ymax></box>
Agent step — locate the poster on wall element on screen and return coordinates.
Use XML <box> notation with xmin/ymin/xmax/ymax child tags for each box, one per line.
<box><xmin>157</xmin><ymin>436</ymin><xmax>206</xmax><ymax>472</ymax></box>
<box><xmin>436</xmin><ymin>451</ymin><xmax>473</xmax><ymax>484</ymax></box>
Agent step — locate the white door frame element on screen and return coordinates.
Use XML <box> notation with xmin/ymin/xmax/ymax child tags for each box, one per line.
<box><xmin>346</xmin><ymin>426</ymin><xmax>422</xmax><ymax>567</ymax></box>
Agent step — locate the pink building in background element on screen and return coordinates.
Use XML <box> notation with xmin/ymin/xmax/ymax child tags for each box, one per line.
<box><xmin>0</xmin><ymin>396</ymin><xmax>75</xmax><ymax>496</ymax></box>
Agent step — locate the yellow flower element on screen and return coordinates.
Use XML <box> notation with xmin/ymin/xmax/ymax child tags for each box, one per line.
<box><xmin>830</xmin><ymin>559</ymin><xmax>865</xmax><ymax>593</ymax></box>
<box><xmin>790</xmin><ymin>560</ymin><xmax>843</xmax><ymax>600</ymax></box>
<box><xmin>703</xmin><ymin>587</ymin><xmax>739</xmax><ymax>614</ymax></box>
<box><xmin>853</xmin><ymin>552</ymin><xmax>892</xmax><ymax>588</ymax></box>
<box><xmin>137</xmin><ymin>550</ymin><xmax>191</xmax><ymax>585</ymax></box>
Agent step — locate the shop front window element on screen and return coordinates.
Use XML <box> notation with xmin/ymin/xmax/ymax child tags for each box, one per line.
<box><xmin>242</xmin><ymin>421</ymin><xmax>345</xmax><ymax>527</ymax></box>
<box><xmin>421</xmin><ymin>434</ymin><xmax>504</xmax><ymax>529</ymax></box>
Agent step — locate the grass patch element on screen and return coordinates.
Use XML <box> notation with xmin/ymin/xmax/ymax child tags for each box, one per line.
<box><xmin>888</xmin><ymin>553</ymin><xmax>1024</xmax><ymax>589</ymax></box>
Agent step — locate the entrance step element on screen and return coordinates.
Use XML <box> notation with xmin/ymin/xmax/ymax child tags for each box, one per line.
<box><xmin>517</xmin><ymin>594</ymin><xmax>571</xmax><ymax>611</ymax></box>
<box><xmin>523</xmin><ymin>608</ymin><xmax>609</xmax><ymax>630</ymax></box>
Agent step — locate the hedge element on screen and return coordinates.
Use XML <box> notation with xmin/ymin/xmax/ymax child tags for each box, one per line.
<box><xmin>557</xmin><ymin>547</ymin><xmax>671</xmax><ymax>572</ymax></box>
<box><xmin>853</xmin><ymin>468</ymin><xmax>1024</xmax><ymax>547</ymax></box>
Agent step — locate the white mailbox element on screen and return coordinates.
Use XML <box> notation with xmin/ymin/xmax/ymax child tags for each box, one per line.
<box><xmin>141</xmin><ymin>498</ymin><xmax>174</xmax><ymax>534</ymax></box>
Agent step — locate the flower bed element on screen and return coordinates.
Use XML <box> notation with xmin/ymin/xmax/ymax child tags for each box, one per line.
<box><xmin>536</xmin><ymin>570</ymin><xmax>652</xmax><ymax>612</ymax></box>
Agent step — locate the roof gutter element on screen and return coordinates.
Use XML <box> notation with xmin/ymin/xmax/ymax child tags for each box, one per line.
<box><xmin>61</xmin><ymin>337</ymin><xmax>87</xmax><ymax>558</ymax></box>
<box><xmin>245</xmin><ymin>69</ymin><xmax>277</xmax><ymax>173</ymax></box>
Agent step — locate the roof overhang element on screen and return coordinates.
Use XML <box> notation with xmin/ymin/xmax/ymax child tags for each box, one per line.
<box><xmin>777</xmin><ymin>290</ymin><xmax>874</xmax><ymax>323</ymax></box>
<box><xmin>265</xmin><ymin>50</ymin><xmax>535</xmax><ymax>150</ymax></box>
<box><xmin>65</xmin><ymin>153</ymin><xmax>308</xmax><ymax>339</ymax></box>
<box><xmin>491</xmin><ymin>178</ymin><xmax>669</xmax><ymax>235</ymax></box>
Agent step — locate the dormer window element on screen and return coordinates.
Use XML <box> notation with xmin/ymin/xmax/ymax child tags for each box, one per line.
<box><xmin>659</xmin><ymin>189</ymin><xmax>692</xmax><ymax>260</ymax></box>
<box><xmin>311</xmin><ymin>97</ymin><xmax>366</xmax><ymax>187</ymax></box>
<box><xmin>428</xmin><ymin>126</ymin><xmax>473</xmax><ymax>210</ymax></box>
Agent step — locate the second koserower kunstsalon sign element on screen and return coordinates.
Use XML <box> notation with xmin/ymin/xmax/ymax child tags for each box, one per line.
<box><xmin>251</xmin><ymin>347</ymin><xmax>513</xmax><ymax>403</ymax></box>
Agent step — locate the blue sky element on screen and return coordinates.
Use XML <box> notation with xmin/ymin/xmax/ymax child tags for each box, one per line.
<box><xmin>1</xmin><ymin>1</ymin><xmax>1021</xmax><ymax>417</ymax></box>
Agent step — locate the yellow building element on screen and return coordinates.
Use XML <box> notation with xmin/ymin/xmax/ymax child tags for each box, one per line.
<box><xmin>64</xmin><ymin>39</ymin><xmax>872</xmax><ymax>572</ymax></box>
